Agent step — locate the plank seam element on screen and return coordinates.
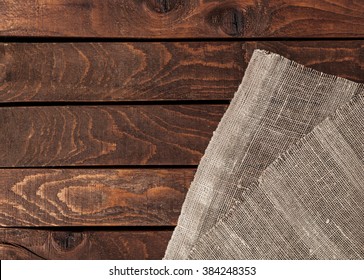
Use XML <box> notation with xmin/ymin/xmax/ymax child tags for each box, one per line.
<box><xmin>0</xmin><ymin>37</ymin><xmax>363</xmax><ymax>43</ymax></box>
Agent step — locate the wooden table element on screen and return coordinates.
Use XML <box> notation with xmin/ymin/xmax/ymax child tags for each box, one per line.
<box><xmin>0</xmin><ymin>0</ymin><xmax>363</xmax><ymax>259</ymax></box>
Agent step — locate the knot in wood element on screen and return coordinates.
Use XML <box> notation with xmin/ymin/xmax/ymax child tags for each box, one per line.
<box><xmin>52</xmin><ymin>232</ymin><xmax>84</xmax><ymax>251</ymax></box>
<box><xmin>207</xmin><ymin>7</ymin><xmax>244</xmax><ymax>36</ymax></box>
<box><xmin>147</xmin><ymin>0</ymin><xmax>178</xmax><ymax>14</ymax></box>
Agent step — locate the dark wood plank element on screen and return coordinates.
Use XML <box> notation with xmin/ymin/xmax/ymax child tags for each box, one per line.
<box><xmin>0</xmin><ymin>42</ymin><xmax>245</xmax><ymax>102</ymax></box>
<box><xmin>0</xmin><ymin>228</ymin><xmax>172</xmax><ymax>259</ymax></box>
<box><xmin>0</xmin><ymin>105</ymin><xmax>226</xmax><ymax>167</ymax></box>
<box><xmin>243</xmin><ymin>41</ymin><xmax>364</xmax><ymax>83</ymax></box>
<box><xmin>0</xmin><ymin>0</ymin><xmax>363</xmax><ymax>38</ymax></box>
<box><xmin>1</xmin><ymin>41</ymin><xmax>362</xmax><ymax>102</ymax></box>
<box><xmin>0</xmin><ymin>169</ymin><xmax>194</xmax><ymax>226</ymax></box>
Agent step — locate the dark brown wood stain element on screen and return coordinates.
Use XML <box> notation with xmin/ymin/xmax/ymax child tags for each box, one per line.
<box><xmin>0</xmin><ymin>41</ymin><xmax>362</xmax><ymax>102</ymax></box>
<box><xmin>0</xmin><ymin>228</ymin><xmax>172</xmax><ymax>259</ymax></box>
<box><xmin>0</xmin><ymin>0</ymin><xmax>363</xmax><ymax>260</ymax></box>
<box><xmin>0</xmin><ymin>42</ymin><xmax>245</xmax><ymax>101</ymax></box>
<box><xmin>0</xmin><ymin>105</ymin><xmax>226</xmax><ymax>166</ymax></box>
<box><xmin>0</xmin><ymin>0</ymin><xmax>363</xmax><ymax>38</ymax></box>
<box><xmin>0</xmin><ymin>169</ymin><xmax>194</xmax><ymax>226</ymax></box>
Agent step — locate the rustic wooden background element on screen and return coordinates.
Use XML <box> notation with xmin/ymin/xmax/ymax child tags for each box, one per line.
<box><xmin>0</xmin><ymin>0</ymin><xmax>363</xmax><ymax>259</ymax></box>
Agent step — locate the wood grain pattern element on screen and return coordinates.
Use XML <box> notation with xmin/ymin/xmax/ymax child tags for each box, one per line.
<box><xmin>1</xmin><ymin>41</ymin><xmax>362</xmax><ymax>102</ymax></box>
<box><xmin>0</xmin><ymin>168</ymin><xmax>194</xmax><ymax>226</ymax></box>
<box><xmin>0</xmin><ymin>228</ymin><xmax>172</xmax><ymax>259</ymax></box>
<box><xmin>0</xmin><ymin>105</ymin><xmax>226</xmax><ymax>167</ymax></box>
<box><xmin>0</xmin><ymin>0</ymin><xmax>363</xmax><ymax>38</ymax></box>
<box><xmin>1</xmin><ymin>0</ymin><xmax>363</xmax><ymax>262</ymax></box>
<box><xmin>244</xmin><ymin>41</ymin><xmax>364</xmax><ymax>83</ymax></box>
<box><xmin>0</xmin><ymin>42</ymin><xmax>245</xmax><ymax>102</ymax></box>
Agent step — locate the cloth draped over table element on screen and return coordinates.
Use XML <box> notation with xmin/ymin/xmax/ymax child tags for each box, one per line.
<box><xmin>164</xmin><ymin>50</ymin><xmax>364</xmax><ymax>260</ymax></box>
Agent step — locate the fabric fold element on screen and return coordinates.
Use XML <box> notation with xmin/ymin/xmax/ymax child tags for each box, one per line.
<box><xmin>189</xmin><ymin>93</ymin><xmax>364</xmax><ymax>259</ymax></box>
<box><xmin>164</xmin><ymin>49</ymin><xmax>364</xmax><ymax>260</ymax></box>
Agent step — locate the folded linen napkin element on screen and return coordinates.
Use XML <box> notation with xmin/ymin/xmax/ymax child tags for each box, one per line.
<box><xmin>164</xmin><ymin>50</ymin><xmax>364</xmax><ymax>260</ymax></box>
<box><xmin>189</xmin><ymin>93</ymin><xmax>364</xmax><ymax>259</ymax></box>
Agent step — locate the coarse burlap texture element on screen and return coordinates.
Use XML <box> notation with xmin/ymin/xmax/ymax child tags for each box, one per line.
<box><xmin>164</xmin><ymin>49</ymin><xmax>364</xmax><ymax>260</ymax></box>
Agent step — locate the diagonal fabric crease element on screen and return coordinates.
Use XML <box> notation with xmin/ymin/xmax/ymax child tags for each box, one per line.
<box><xmin>164</xmin><ymin>49</ymin><xmax>364</xmax><ymax>260</ymax></box>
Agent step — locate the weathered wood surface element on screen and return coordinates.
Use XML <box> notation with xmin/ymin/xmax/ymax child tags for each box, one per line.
<box><xmin>0</xmin><ymin>42</ymin><xmax>245</xmax><ymax>102</ymax></box>
<box><xmin>0</xmin><ymin>168</ymin><xmax>194</xmax><ymax>226</ymax></box>
<box><xmin>0</xmin><ymin>228</ymin><xmax>172</xmax><ymax>259</ymax></box>
<box><xmin>244</xmin><ymin>41</ymin><xmax>364</xmax><ymax>83</ymax></box>
<box><xmin>0</xmin><ymin>105</ymin><xmax>226</xmax><ymax>167</ymax></box>
<box><xmin>1</xmin><ymin>41</ymin><xmax>362</xmax><ymax>103</ymax></box>
<box><xmin>0</xmin><ymin>0</ymin><xmax>363</xmax><ymax>38</ymax></box>
<box><xmin>1</xmin><ymin>0</ymin><xmax>363</xmax><ymax>262</ymax></box>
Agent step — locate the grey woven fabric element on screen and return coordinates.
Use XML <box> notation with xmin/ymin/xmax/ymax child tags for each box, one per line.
<box><xmin>189</xmin><ymin>94</ymin><xmax>364</xmax><ymax>259</ymax></box>
<box><xmin>164</xmin><ymin>49</ymin><xmax>364</xmax><ymax>260</ymax></box>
